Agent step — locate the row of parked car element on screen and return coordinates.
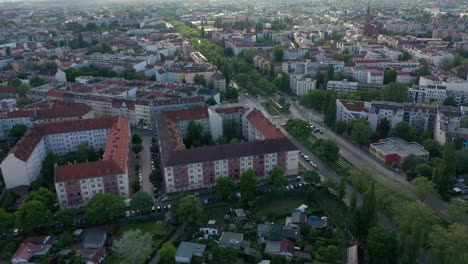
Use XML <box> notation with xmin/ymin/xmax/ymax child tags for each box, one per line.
<box><xmin>300</xmin><ymin>152</ymin><xmax>319</xmax><ymax>170</ymax></box>
<box><xmin>310</xmin><ymin>123</ymin><xmax>323</xmax><ymax>134</ymax></box>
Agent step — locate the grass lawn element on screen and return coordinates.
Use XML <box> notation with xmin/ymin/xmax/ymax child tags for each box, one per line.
<box><xmin>256</xmin><ymin>199</ymin><xmax>303</xmax><ymax>222</ymax></box>
<box><xmin>205</xmin><ymin>203</ymin><xmax>231</xmax><ymax>223</ymax></box>
<box><xmin>262</xmin><ymin>102</ymin><xmax>289</xmax><ymax>116</ymax></box>
<box><xmin>118</xmin><ymin>220</ymin><xmax>171</xmax><ymax>241</ymax></box>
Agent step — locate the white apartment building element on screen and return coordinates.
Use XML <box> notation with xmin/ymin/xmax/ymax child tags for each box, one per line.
<box><xmin>327</xmin><ymin>80</ymin><xmax>358</xmax><ymax>93</ymax></box>
<box><xmin>0</xmin><ymin>117</ymin><xmax>127</xmax><ymax>191</ymax></box>
<box><xmin>367</xmin><ymin>72</ymin><xmax>384</xmax><ymax>85</ymax></box>
<box><xmin>290</xmin><ymin>75</ymin><xmax>317</xmax><ymax>96</ymax></box>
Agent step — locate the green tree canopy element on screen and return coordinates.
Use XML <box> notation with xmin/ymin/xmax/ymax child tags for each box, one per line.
<box><xmin>380</xmin><ymin>82</ymin><xmax>409</xmax><ymax>103</ymax></box>
<box><xmin>130</xmin><ymin>191</ymin><xmax>153</xmax><ymax>213</ymax></box>
<box><xmin>266</xmin><ymin>166</ymin><xmax>287</xmax><ymax>190</ymax></box>
<box><xmin>0</xmin><ymin>208</ymin><xmax>15</xmax><ymax>235</ymax></box>
<box><xmin>9</xmin><ymin>124</ymin><xmax>27</xmax><ymax>139</ymax></box>
<box><xmin>216</xmin><ymin>177</ymin><xmax>236</xmax><ymax>199</ymax></box>
<box><xmin>16</xmin><ymin>200</ymin><xmax>53</xmax><ymax>234</ymax></box>
<box><xmin>351</xmin><ymin>118</ymin><xmax>372</xmax><ymax>146</ymax></box>
<box><xmin>176</xmin><ymin>195</ymin><xmax>203</xmax><ymax>224</ymax></box>
<box><xmin>315</xmin><ymin>139</ymin><xmax>339</xmax><ymax>162</ymax></box>
<box><xmin>85</xmin><ymin>193</ymin><xmax>126</xmax><ymax>224</ymax></box>
<box><xmin>302</xmin><ymin>170</ymin><xmax>321</xmax><ymax>185</ymax></box>
<box><xmin>395</xmin><ymin>201</ymin><xmax>440</xmax><ymax>264</ymax></box>
<box><xmin>273</xmin><ymin>47</ymin><xmax>284</xmax><ymax>62</ymax></box>
<box><xmin>159</xmin><ymin>242</ymin><xmax>176</xmax><ymax>260</ymax></box>
<box><xmin>367</xmin><ymin>226</ymin><xmax>398</xmax><ymax>264</ymax></box>
<box><xmin>112</xmin><ymin>229</ymin><xmax>152</xmax><ymax>264</ymax></box>
<box><xmin>131</xmin><ymin>133</ymin><xmax>142</xmax><ymax>145</ymax></box>
<box><xmin>428</xmin><ymin>223</ymin><xmax>468</xmax><ymax>264</ymax></box>
<box><xmin>411</xmin><ymin>176</ymin><xmax>440</xmax><ymax>202</ymax></box>
<box><xmin>389</xmin><ymin>121</ymin><xmax>418</xmax><ymax>142</ymax></box>
<box><xmin>25</xmin><ymin>187</ymin><xmax>56</xmax><ymax>208</ymax></box>
<box><xmin>240</xmin><ymin>168</ymin><xmax>257</xmax><ymax>201</ymax></box>
<box><xmin>56</xmin><ymin>209</ymin><xmax>76</xmax><ymax>227</ymax></box>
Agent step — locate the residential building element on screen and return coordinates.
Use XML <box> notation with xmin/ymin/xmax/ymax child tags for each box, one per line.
<box><xmin>175</xmin><ymin>242</ymin><xmax>206</xmax><ymax>263</ymax></box>
<box><xmin>367</xmin><ymin>72</ymin><xmax>384</xmax><ymax>85</ymax></box>
<box><xmin>158</xmin><ymin>106</ymin><xmax>298</xmax><ymax>193</ymax></box>
<box><xmin>335</xmin><ymin>100</ymin><xmax>369</xmax><ymax>124</ymax></box>
<box><xmin>0</xmin><ymin>101</ymin><xmax>94</xmax><ymax>139</ymax></box>
<box><xmin>219</xmin><ymin>232</ymin><xmax>244</xmax><ymax>249</ymax></box>
<box><xmin>369</xmin><ymin>137</ymin><xmax>429</xmax><ymax>168</ymax></box>
<box><xmin>290</xmin><ymin>75</ymin><xmax>317</xmax><ymax>96</ymax></box>
<box><xmin>327</xmin><ymin>80</ymin><xmax>358</xmax><ymax>93</ymax></box>
<box><xmin>0</xmin><ymin>117</ymin><xmax>130</xmax><ymax>207</ymax></box>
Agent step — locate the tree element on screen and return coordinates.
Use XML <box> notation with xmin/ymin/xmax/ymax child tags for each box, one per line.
<box><xmin>159</xmin><ymin>242</ymin><xmax>176</xmax><ymax>260</ymax></box>
<box><xmin>130</xmin><ymin>191</ymin><xmax>153</xmax><ymax>213</ymax></box>
<box><xmin>315</xmin><ymin>139</ymin><xmax>339</xmax><ymax>162</ymax></box>
<box><xmin>218</xmin><ymin>247</ymin><xmax>239</xmax><ymax>264</ymax></box>
<box><xmin>29</xmin><ymin>77</ymin><xmax>45</xmax><ymax>87</ymax></box>
<box><xmin>9</xmin><ymin>124</ymin><xmax>27</xmax><ymax>139</ymax></box>
<box><xmin>8</xmin><ymin>79</ymin><xmax>22</xmax><ymax>87</ymax></box>
<box><xmin>428</xmin><ymin>224</ymin><xmax>468</xmax><ymax>264</ymax></box>
<box><xmin>351</xmin><ymin>182</ymin><xmax>377</xmax><ymax>239</ymax></box>
<box><xmin>415</xmin><ymin>163</ymin><xmax>433</xmax><ymax>178</ymax></box>
<box><xmin>186</xmin><ymin>120</ymin><xmax>203</xmax><ymax>147</ymax></box>
<box><xmin>380</xmin><ymin>82</ymin><xmax>408</xmax><ymax>103</ymax></box>
<box><xmin>240</xmin><ymin>168</ymin><xmax>257</xmax><ymax>201</ymax></box>
<box><xmin>121</xmin><ymin>68</ymin><xmax>139</xmax><ymax>80</ymax></box>
<box><xmin>349</xmin><ymin>191</ymin><xmax>357</xmax><ymax>214</ymax></box>
<box><xmin>0</xmin><ymin>209</ymin><xmax>14</xmax><ymax>235</ymax></box>
<box><xmin>194</xmin><ymin>74</ymin><xmax>207</xmax><ymax>86</ymax></box>
<box><xmin>315</xmin><ymin>245</ymin><xmax>340</xmax><ymax>263</ymax></box>
<box><xmin>132</xmin><ymin>143</ymin><xmax>142</xmax><ymax>154</ymax></box>
<box><xmin>422</xmin><ymin>139</ymin><xmax>441</xmax><ymax>157</ymax></box>
<box><xmin>389</xmin><ymin>121</ymin><xmax>418</xmax><ymax>141</ymax></box>
<box><xmin>266</xmin><ymin>166</ymin><xmax>287</xmax><ymax>190</ymax></box>
<box><xmin>324</xmin><ymin>93</ymin><xmax>337</xmax><ymax>126</ymax></box>
<box><xmin>85</xmin><ymin>193</ymin><xmax>126</xmax><ymax>224</ymax></box>
<box><xmin>351</xmin><ymin>119</ymin><xmax>372</xmax><ymax>146</ymax></box>
<box><xmin>216</xmin><ymin>177</ymin><xmax>235</xmax><ymax>199</ymax></box>
<box><xmin>434</xmin><ymin>142</ymin><xmax>456</xmax><ymax>197</ymax></box>
<box><xmin>302</xmin><ymin>170</ymin><xmax>321</xmax><ymax>185</ymax></box>
<box><xmin>206</xmin><ymin>97</ymin><xmax>217</xmax><ymax>105</ymax></box>
<box><xmin>411</xmin><ymin>176</ymin><xmax>440</xmax><ymax>202</ymax></box>
<box><xmin>417</xmin><ymin>59</ymin><xmax>431</xmax><ymax>77</ymax></box>
<box><xmin>177</xmin><ymin>195</ymin><xmax>203</xmax><ymax>224</ymax></box>
<box><xmin>443</xmin><ymin>96</ymin><xmax>457</xmax><ymax>106</ymax></box>
<box><xmin>112</xmin><ymin>229</ymin><xmax>152</xmax><ymax>264</ymax></box>
<box><xmin>367</xmin><ymin>227</ymin><xmax>398</xmax><ymax>264</ymax></box>
<box><xmin>460</xmin><ymin>116</ymin><xmax>468</xmax><ymax>128</ymax></box>
<box><xmin>25</xmin><ymin>187</ymin><xmax>56</xmax><ymax>208</ymax></box>
<box><xmin>335</xmin><ymin>120</ymin><xmax>347</xmax><ymax>135</ymax></box>
<box><xmin>131</xmin><ymin>134</ymin><xmax>142</xmax><ymax>145</ymax></box>
<box><xmin>383</xmin><ymin>69</ymin><xmax>397</xmax><ymax>84</ymax></box>
<box><xmin>325</xmin><ymin>65</ymin><xmax>335</xmax><ymax>84</ymax></box>
<box><xmin>375</xmin><ymin>118</ymin><xmax>390</xmax><ymax>139</ymax></box>
<box><xmin>448</xmin><ymin>198</ymin><xmax>468</xmax><ymax>223</ymax></box>
<box><xmin>395</xmin><ymin>201</ymin><xmax>440</xmax><ymax>264</ymax></box>
<box><xmin>16</xmin><ymin>200</ymin><xmax>53</xmax><ymax>234</ymax></box>
<box><xmin>273</xmin><ymin>47</ymin><xmax>284</xmax><ymax>62</ymax></box>
<box><xmin>56</xmin><ymin>209</ymin><xmax>76</xmax><ymax>227</ymax></box>
<box><xmin>338</xmin><ymin>177</ymin><xmax>346</xmax><ymax>200</ymax></box>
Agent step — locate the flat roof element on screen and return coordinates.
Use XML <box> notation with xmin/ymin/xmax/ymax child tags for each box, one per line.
<box><xmin>371</xmin><ymin>137</ymin><xmax>429</xmax><ymax>157</ymax></box>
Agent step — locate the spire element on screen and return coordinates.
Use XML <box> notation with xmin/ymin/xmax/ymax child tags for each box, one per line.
<box><xmin>367</xmin><ymin>2</ymin><xmax>371</xmax><ymax>15</ymax></box>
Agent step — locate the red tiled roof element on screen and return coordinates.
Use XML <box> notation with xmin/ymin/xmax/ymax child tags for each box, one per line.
<box><xmin>338</xmin><ymin>100</ymin><xmax>366</xmax><ymax>112</ymax></box>
<box><xmin>0</xmin><ymin>86</ymin><xmax>18</xmax><ymax>94</ymax></box>
<box><xmin>165</xmin><ymin>107</ymin><xmax>209</xmax><ymax>122</ymax></box>
<box><xmin>11</xmin><ymin>243</ymin><xmax>43</xmax><ymax>261</ymax></box>
<box><xmin>246</xmin><ymin>109</ymin><xmax>284</xmax><ymax>139</ymax></box>
<box><xmin>47</xmin><ymin>90</ymin><xmax>65</xmax><ymax>98</ymax></box>
<box><xmin>103</xmin><ymin>117</ymin><xmax>129</xmax><ymax>171</ymax></box>
<box><xmin>215</xmin><ymin>106</ymin><xmax>244</xmax><ymax>114</ymax></box>
<box><xmin>2</xmin><ymin>101</ymin><xmax>92</xmax><ymax>120</ymax></box>
<box><xmin>55</xmin><ymin>160</ymin><xmax>123</xmax><ymax>182</ymax></box>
